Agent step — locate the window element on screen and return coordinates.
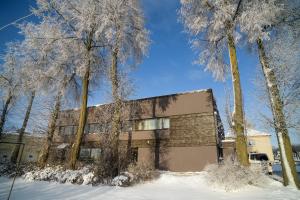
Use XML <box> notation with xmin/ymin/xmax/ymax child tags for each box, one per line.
<box><xmin>59</xmin><ymin>125</ymin><xmax>78</xmax><ymax>135</ymax></box>
<box><xmin>162</xmin><ymin>118</ymin><xmax>170</xmax><ymax>129</ymax></box>
<box><xmin>79</xmin><ymin>148</ymin><xmax>101</xmax><ymax>160</ymax></box>
<box><xmin>91</xmin><ymin>148</ymin><xmax>101</xmax><ymax>159</ymax></box>
<box><xmin>250</xmin><ymin>153</ymin><xmax>269</xmax><ymax>161</ymax></box>
<box><xmin>79</xmin><ymin>148</ymin><xmax>91</xmax><ymax>159</ymax></box>
<box><xmin>248</xmin><ymin>140</ymin><xmax>255</xmax><ymax>146</ymax></box>
<box><xmin>135</xmin><ymin>118</ymin><xmax>170</xmax><ymax>131</ymax></box>
<box><xmin>122</xmin><ymin>121</ymin><xmax>133</xmax><ymax>132</ymax></box>
<box><xmin>130</xmin><ymin>148</ymin><xmax>138</xmax><ymax>163</ymax></box>
<box><xmin>89</xmin><ymin>123</ymin><xmax>104</xmax><ymax>134</ymax></box>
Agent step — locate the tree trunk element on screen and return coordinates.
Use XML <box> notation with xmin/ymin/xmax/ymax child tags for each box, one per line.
<box><xmin>11</xmin><ymin>91</ymin><xmax>36</xmax><ymax>163</ymax></box>
<box><xmin>257</xmin><ymin>38</ymin><xmax>300</xmax><ymax>189</ymax></box>
<box><xmin>69</xmin><ymin>65</ymin><xmax>90</xmax><ymax>169</ymax></box>
<box><xmin>37</xmin><ymin>75</ymin><xmax>70</xmax><ymax>168</ymax></box>
<box><xmin>110</xmin><ymin>49</ymin><xmax>122</xmax><ymax>176</ymax></box>
<box><xmin>0</xmin><ymin>93</ymin><xmax>13</xmax><ymax>139</ymax></box>
<box><xmin>226</xmin><ymin>30</ymin><xmax>249</xmax><ymax>166</ymax></box>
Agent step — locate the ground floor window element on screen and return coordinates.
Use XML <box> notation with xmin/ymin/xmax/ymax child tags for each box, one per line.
<box><xmin>79</xmin><ymin>148</ymin><xmax>101</xmax><ymax>160</ymax></box>
<box><xmin>131</xmin><ymin>147</ymin><xmax>138</xmax><ymax>163</ymax></box>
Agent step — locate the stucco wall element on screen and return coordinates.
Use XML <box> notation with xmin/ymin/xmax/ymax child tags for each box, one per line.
<box><xmin>248</xmin><ymin>135</ymin><xmax>274</xmax><ymax>161</ymax></box>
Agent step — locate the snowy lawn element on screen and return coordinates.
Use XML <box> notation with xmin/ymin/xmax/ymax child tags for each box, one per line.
<box><xmin>1</xmin><ymin>172</ymin><xmax>299</xmax><ymax>200</ymax></box>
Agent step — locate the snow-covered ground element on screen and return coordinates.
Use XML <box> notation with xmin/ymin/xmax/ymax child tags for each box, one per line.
<box><xmin>1</xmin><ymin>172</ymin><xmax>299</xmax><ymax>200</ymax></box>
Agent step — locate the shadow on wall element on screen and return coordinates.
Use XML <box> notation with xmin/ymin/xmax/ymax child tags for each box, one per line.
<box><xmin>125</xmin><ymin>94</ymin><xmax>178</xmax><ymax>170</ymax></box>
<box><xmin>152</xmin><ymin>95</ymin><xmax>177</xmax><ymax>170</ymax></box>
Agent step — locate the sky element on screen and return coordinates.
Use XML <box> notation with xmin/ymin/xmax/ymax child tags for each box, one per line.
<box><xmin>0</xmin><ymin>0</ymin><xmax>299</xmax><ymax>146</ymax></box>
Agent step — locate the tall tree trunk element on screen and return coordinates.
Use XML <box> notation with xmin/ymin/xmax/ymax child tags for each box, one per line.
<box><xmin>110</xmin><ymin>49</ymin><xmax>122</xmax><ymax>176</ymax></box>
<box><xmin>0</xmin><ymin>93</ymin><xmax>13</xmax><ymax>139</ymax></box>
<box><xmin>11</xmin><ymin>91</ymin><xmax>36</xmax><ymax>163</ymax></box>
<box><xmin>69</xmin><ymin>65</ymin><xmax>90</xmax><ymax>169</ymax></box>
<box><xmin>38</xmin><ymin>75</ymin><xmax>70</xmax><ymax>168</ymax></box>
<box><xmin>226</xmin><ymin>30</ymin><xmax>249</xmax><ymax>166</ymax></box>
<box><xmin>257</xmin><ymin>38</ymin><xmax>300</xmax><ymax>189</ymax></box>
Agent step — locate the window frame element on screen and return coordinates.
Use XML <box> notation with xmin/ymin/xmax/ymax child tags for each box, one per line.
<box><xmin>134</xmin><ymin>117</ymin><xmax>170</xmax><ymax>131</ymax></box>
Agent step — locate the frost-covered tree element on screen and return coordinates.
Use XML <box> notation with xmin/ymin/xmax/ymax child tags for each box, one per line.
<box><xmin>179</xmin><ymin>0</ymin><xmax>249</xmax><ymax>166</ymax></box>
<box><xmin>0</xmin><ymin>43</ymin><xmax>23</xmax><ymax>138</ymax></box>
<box><xmin>100</xmin><ymin>0</ymin><xmax>149</xmax><ymax>175</ymax></box>
<box><xmin>10</xmin><ymin>35</ymin><xmax>51</xmax><ymax>163</ymax></box>
<box><xmin>33</xmin><ymin>0</ymin><xmax>111</xmax><ymax>169</ymax></box>
<box><xmin>15</xmin><ymin>19</ymin><xmax>80</xmax><ymax>167</ymax></box>
<box><xmin>238</xmin><ymin>0</ymin><xmax>300</xmax><ymax>188</ymax></box>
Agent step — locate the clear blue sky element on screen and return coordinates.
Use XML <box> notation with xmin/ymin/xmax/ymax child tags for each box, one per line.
<box><xmin>0</xmin><ymin>0</ymin><xmax>299</xmax><ymax>145</ymax></box>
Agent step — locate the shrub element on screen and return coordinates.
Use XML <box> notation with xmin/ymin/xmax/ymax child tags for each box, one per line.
<box><xmin>23</xmin><ymin>165</ymin><xmax>96</xmax><ymax>185</ymax></box>
<box><xmin>127</xmin><ymin>162</ymin><xmax>159</xmax><ymax>184</ymax></box>
<box><xmin>204</xmin><ymin>158</ymin><xmax>270</xmax><ymax>192</ymax></box>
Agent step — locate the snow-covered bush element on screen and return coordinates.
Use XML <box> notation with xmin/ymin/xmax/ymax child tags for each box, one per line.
<box><xmin>204</xmin><ymin>159</ymin><xmax>271</xmax><ymax>192</ymax></box>
<box><xmin>111</xmin><ymin>172</ymin><xmax>133</xmax><ymax>187</ymax></box>
<box><xmin>23</xmin><ymin>165</ymin><xmax>95</xmax><ymax>185</ymax></box>
<box><xmin>111</xmin><ymin>163</ymin><xmax>159</xmax><ymax>187</ymax></box>
<box><xmin>127</xmin><ymin>162</ymin><xmax>159</xmax><ymax>184</ymax></box>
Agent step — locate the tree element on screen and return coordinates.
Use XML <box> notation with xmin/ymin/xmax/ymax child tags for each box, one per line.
<box><xmin>0</xmin><ymin>43</ymin><xmax>23</xmax><ymax>138</ymax></box>
<box><xmin>100</xmin><ymin>0</ymin><xmax>149</xmax><ymax>176</ymax></box>
<box><xmin>34</xmin><ymin>0</ymin><xmax>111</xmax><ymax>169</ymax></box>
<box><xmin>238</xmin><ymin>0</ymin><xmax>300</xmax><ymax>188</ymax></box>
<box><xmin>179</xmin><ymin>0</ymin><xmax>249</xmax><ymax>166</ymax></box>
<box><xmin>14</xmin><ymin>19</ymin><xmax>80</xmax><ymax>167</ymax></box>
<box><xmin>10</xmin><ymin>30</ymin><xmax>50</xmax><ymax>163</ymax></box>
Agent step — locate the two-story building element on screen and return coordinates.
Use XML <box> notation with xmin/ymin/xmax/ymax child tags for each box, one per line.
<box><xmin>52</xmin><ymin>89</ymin><xmax>224</xmax><ymax>171</ymax></box>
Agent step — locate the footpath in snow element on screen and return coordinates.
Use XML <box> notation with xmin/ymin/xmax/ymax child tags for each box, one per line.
<box><xmin>0</xmin><ymin>172</ymin><xmax>299</xmax><ymax>200</ymax></box>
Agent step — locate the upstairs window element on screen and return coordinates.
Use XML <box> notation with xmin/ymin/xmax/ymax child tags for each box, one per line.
<box><xmin>89</xmin><ymin>123</ymin><xmax>106</xmax><ymax>134</ymax></box>
<box><xmin>59</xmin><ymin>125</ymin><xmax>76</xmax><ymax>135</ymax></box>
<box><xmin>134</xmin><ymin>118</ymin><xmax>170</xmax><ymax>131</ymax></box>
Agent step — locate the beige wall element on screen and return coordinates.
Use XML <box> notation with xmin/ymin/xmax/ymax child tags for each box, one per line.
<box><xmin>222</xmin><ymin>135</ymin><xmax>274</xmax><ymax>162</ymax></box>
<box><xmin>247</xmin><ymin>135</ymin><xmax>274</xmax><ymax>161</ymax></box>
<box><xmin>0</xmin><ymin>134</ymin><xmax>44</xmax><ymax>163</ymax></box>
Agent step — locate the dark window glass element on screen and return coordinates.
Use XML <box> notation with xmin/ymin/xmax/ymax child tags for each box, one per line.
<box><xmin>131</xmin><ymin>148</ymin><xmax>138</xmax><ymax>163</ymax></box>
<box><xmin>79</xmin><ymin>148</ymin><xmax>91</xmax><ymax>159</ymax></box>
<box><xmin>250</xmin><ymin>154</ymin><xmax>269</xmax><ymax>161</ymax></box>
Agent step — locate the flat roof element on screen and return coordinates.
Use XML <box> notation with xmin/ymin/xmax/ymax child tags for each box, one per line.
<box><xmin>68</xmin><ymin>88</ymin><xmax>212</xmax><ymax>111</ymax></box>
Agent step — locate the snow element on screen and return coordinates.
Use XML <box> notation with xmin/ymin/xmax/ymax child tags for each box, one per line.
<box><xmin>56</xmin><ymin>143</ymin><xmax>69</xmax><ymax>149</ymax></box>
<box><xmin>226</xmin><ymin>128</ymin><xmax>271</xmax><ymax>138</ymax></box>
<box><xmin>1</xmin><ymin>172</ymin><xmax>300</xmax><ymax>200</ymax></box>
<box><xmin>246</xmin><ymin>129</ymin><xmax>271</xmax><ymax>136</ymax></box>
<box><xmin>278</xmin><ymin>132</ymin><xmax>296</xmax><ymax>187</ymax></box>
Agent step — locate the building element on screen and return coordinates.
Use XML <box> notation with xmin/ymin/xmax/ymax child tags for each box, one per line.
<box><xmin>222</xmin><ymin>129</ymin><xmax>274</xmax><ymax>162</ymax></box>
<box><xmin>52</xmin><ymin>89</ymin><xmax>224</xmax><ymax>172</ymax></box>
<box><xmin>0</xmin><ymin>132</ymin><xmax>44</xmax><ymax>163</ymax></box>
